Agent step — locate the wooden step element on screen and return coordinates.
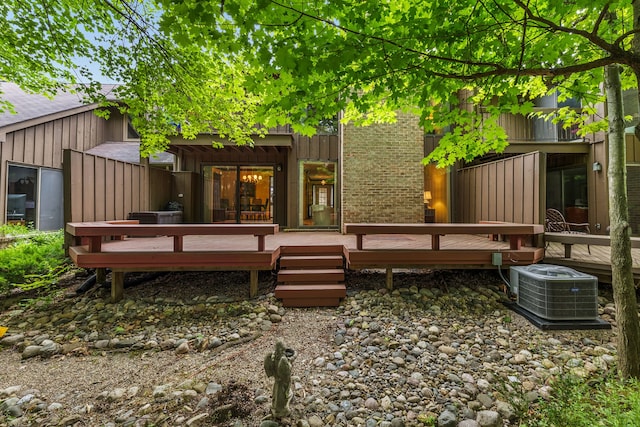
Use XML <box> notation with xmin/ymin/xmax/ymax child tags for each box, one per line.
<box><xmin>275</xmin><ymin>283</ymin><xmax>346</xmax><ymax>299</ymax></box>
<box><xmin>279</xmin><ymin>255</ymin><xmax>344</xmax><ymax>269</ymax></box>
<box><xmin>280</xmin><ymin>297</ymin><xmax>343</xmax><ymax>307</ymax></box>
<box><xmin>277</xmin><ymin>269</ymin><xmax>345</xmax><ymax>283</ymax></box>
<box><xmin>279</xmin><ymin>245</ymin><xmax>345</xmax><ymax>256</ymax></box>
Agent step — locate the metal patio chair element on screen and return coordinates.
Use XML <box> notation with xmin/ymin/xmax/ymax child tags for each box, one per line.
<box><xmin>545</xmin><ymin>208</ymin><xmax>591</xmax><ymax>254</ymax></box>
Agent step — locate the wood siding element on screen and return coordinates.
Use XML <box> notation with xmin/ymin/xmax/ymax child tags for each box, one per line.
<box><xmin>1</xmin><ymin>110</ymin><xmax>109</xmax><ymax>222</ymax></box>
<box><xmin>456</xmin><ymin>152</ymin><xmax>543</xmax><ymax>224</ymax></box>
<box><xmin>626</xmin><ymin>133</ymin><xmax>640</xmax><ymax>163</ymax></box>
<box><xmin>149</xmin><ymin>168</ymin><xmax>173</xmax><ymax>211</ymax></box>
<box><xmin>63</xmin><ymin>149</ymin><xmax>148</xmax><ymax>223</ymax></box>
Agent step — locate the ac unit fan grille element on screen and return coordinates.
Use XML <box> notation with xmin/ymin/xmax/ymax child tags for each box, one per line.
<box><xmin>515</xmin><ymin>271</ymin><xmax>598</xmax><ymax>321</ymax></box>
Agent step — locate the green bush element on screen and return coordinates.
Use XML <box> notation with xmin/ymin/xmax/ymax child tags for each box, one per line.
<box><xmin>0</xmin><ymin>223</ymin><xmax>32</xmax><ymax>236</ymax></box>
<box><xmin>522</xmin><ymin>373</ymin><xmax>640</xmax><ymax>426</ymax></box>
<box><xmin>0</xmin><ymin>229</ymin><xmax>70</xmax><ymax>292</ymax></box>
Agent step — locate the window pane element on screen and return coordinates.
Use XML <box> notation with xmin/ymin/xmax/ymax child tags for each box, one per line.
<box><xmin>7</xmin><ymin>165</ymin><xmax>37</xmax><ymax>227</ymax></box>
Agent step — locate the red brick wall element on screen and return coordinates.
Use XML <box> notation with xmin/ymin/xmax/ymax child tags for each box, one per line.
<box><xmin>342</xmin><ymin>112</ymin><xmax>424</xmax><ymax>224</ymax></box>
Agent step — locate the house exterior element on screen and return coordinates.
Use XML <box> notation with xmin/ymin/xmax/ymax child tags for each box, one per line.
<box><xmin>452</xmin><ymin>93</ymin><xmax>616</xmax><ymax>235</ymax></box>
<box><xmin>3</xmin><ymin>82</ymin><xmax>636</xmax><ymax>236</ymax></box>
<box><xmin>0</xmin><ymin>82</ymin><xmax>152</xmax><ymax>230</ymax></box>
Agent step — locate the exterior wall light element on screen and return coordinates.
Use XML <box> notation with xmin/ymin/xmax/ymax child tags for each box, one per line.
<box><xmin>592</xmin><ymin>161</ymin><xmax>602</xmax><ymax>172</ymax></box>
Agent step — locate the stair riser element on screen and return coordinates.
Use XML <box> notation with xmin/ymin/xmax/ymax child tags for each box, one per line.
<box><xmin>280</xmin><ymin>258</ymin><xmax>344</xmax><ymax>269</ymax></box>
<box><xmin>279</xmin><ymin>245</ymin><xmax>345</xmax><ymax>256</ymax></box>
<box><xmin>275</xmin><ymin>289</ymin><xmax>346</xmax><ymax>298</ymax></box>
<box><xmin>275</xmin><ymin>284</ymin><xmax>346</xmax><ymax>299</ymax></box>
<box><xmin>278</xmin><ymin>272</ymin><xmax>344</xmax><ymax>283</ymax></box>
<box><xmin>281</xmin><ymin>297</ymin><xmax>342</xmax><ymax>307</ymax></box>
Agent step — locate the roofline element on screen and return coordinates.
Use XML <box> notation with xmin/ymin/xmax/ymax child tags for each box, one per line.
<box><xmin>0</xmin><ymin>103</ymin><xmax>103</xmax><ymax>134</ymax></box>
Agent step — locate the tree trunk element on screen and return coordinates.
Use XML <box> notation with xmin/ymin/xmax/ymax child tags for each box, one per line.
<box><xmin>604</xmin><ymin>63</ymin><xmax>640</xmax><ymax>379</ymax></box>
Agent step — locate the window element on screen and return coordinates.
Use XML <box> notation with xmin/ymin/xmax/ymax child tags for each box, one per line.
<box><xmin>316</xmin><ymin>115</ymin><xmax>339</xmax><ymax>135</ymax></box>
<box><xmin>124</xmin><ymin>114</ymin><xmax>140</xmax><ymax>141</ymax></box>
<box><xmin>6</xmin><ymin>165</ymin><xmax>64</xmax><ymax>230</ymax></box>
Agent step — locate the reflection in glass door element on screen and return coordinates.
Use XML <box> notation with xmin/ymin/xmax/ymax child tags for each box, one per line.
<box><xmin>203</xmin><ymin>165</ymin><xmax>274</xmax><ymax>223</ymax></box>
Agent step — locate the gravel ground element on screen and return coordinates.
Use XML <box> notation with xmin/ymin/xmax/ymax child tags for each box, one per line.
<box><xmin>0</xmin><ymin>269</ymin><xmax>620</xmax><ymax>427</ymax></box>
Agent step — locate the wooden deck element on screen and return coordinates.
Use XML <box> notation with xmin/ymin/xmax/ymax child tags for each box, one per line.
<box><xmin>66</xmin><ymin>223</ymin><xmax>636</xmax><ymax>302</ymax></box>
<box><xmin>544</xmin><ymin>239</ymin><xmax>640</xmax><ymax>284</ymax></box>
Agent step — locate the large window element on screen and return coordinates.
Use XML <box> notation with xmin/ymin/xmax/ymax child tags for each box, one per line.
<box><xmin>300</xmin><ymin>161</ymin><xmax>337</xmax><ymax>227</ymax></box>
<box><xmin>547</xmin><ymin>165</ymin><xmax>588</xmax><ymax>223</ymax></box>
<box><xmin>6</xmin><ymin>165</ymin><xmax>63</xmax><ymax>230</ymax></box>
<box><xmin>203</xmin><ymin>165</ymin><xmax>274</xmax><ymax>223</ymax></box>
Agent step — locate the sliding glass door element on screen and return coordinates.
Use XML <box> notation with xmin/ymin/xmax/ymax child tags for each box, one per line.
<box><xmin>203</xmin><ymin>165</ymin><xmax>274</xmax><ymax>223</ymax></box>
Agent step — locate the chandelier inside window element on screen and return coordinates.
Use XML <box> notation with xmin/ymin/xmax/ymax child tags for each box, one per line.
<box><xmin>242</xmin><ymin>174</ymin><xmax>263</xmax><ymax>183</ymax></box>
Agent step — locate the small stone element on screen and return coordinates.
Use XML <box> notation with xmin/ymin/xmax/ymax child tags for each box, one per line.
<box><xmin>206</xmin><ymin>382</ymin><xmax>222</xmax><ymax>395</ymax></box>
<box><xmin>476</xmin><ymin>410</ymin><xmax>502</xmax><ymax>427</ymax></box>
<box><xmin>107</xmin><ymin>388</ymin><xmax>126</xmax><ymax>402</ymax></box>
<box><xmin>186</xmin><ymin>413</ymin><xmax>210</xmax><ymax>426</ymax></box>
<box><xmin>1</xmin><ymin>334</ymin><xmax>25</xmax><ymax>346</ymax></box>
<box><xmin>308</xmin><ymin>415</ymin><xmax>324</xmax><ymax>427</ymax></box>
<box><xmin>153</xmin><ymin>385</ymin><xmax>171</xmax><ymax>398</ymax></box>
<box><xmin>364</xmin><ymin>397</ymin><xmax>379</xmax><ymax>410</ymax></box>
<box><xmin>495</xmin><ymin>401</ymin><xmax>516</xmax><ymax>421</ymax></box>
<box><xmin>47</xmin><ymin>402</ymin><xmax>63</xmax><ymax>411</ymax></box>
<box><xmin>21</xmin><ymin>345</ymin><xmax>42</xmax><ymax>359</ymax></box>
<box><xmin>175</xmin><ymin>341</ymin><xmax>190</xmax><ymax>354</ymax></box>
<box><xmin>437</xmin><ymin>409</ymin><xmax>457</xmax><ymax>427</ymax></box>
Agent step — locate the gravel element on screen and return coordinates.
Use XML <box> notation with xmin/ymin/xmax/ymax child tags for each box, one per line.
<box><xmin>0</xmin><ymin>269</ymin><xmax>620</xmax><ymax>426</ymax></box>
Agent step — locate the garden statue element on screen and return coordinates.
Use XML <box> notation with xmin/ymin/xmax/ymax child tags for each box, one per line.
<box><xmin>264</xmin><ymin>340</ymin><xmax>295</xmax><ymax>419</ymax></box>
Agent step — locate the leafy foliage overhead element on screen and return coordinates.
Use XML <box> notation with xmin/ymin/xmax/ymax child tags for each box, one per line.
<box><xmin>3</xmin><ymin>1</ymin><xmax>639</xmax><ymax>162</ymax></box>
<box><xmin>0</xmin><ymin>0</ymin><xmax>260</xmax><ymax>156</ymax></box>
<box><xmin>157</xmin><ymin>0</ymin><xmax>638</xmax><ymax>165</ymax></box>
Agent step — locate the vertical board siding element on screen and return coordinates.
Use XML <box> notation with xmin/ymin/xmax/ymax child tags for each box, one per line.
<box><xmin>43</xmin><ymin>122</ymin><xmax>54</xmax><ymax>166</ymax></box>
<box><xmin>115</xmin><ymin>162</ymin><xmax>124</xmax><ymax>218</ymax></box>
<box><xmin>496</xmin><ymin>162</ymin><xmax>505</xmax><ymax>221</ymax></box>
<box><xmin>105</xmin><ymin>160</ymin><xmax>116</xmax><ymax>220</ymax></box>
<box><xmin>4</xmin><ymin>110</ymin><xmax>108</xmax><ymax>169</ymax></box>
<box><xmin>456</xmin><ymin>152</ymin><xmax>542</xmax><ymax>224</ymax></box>
<box><xmin>63</xmin><ymin>149</ymin><xmax>148</xmax><ymax>223</ymax></box>
<box><xmin>149</xmin><ymin>168</ymin><xmax>172</xmax><ymax>210</ymax></box>
<box><xmin>13</xmin><ymin>130</ymin><xmax>25</xmax><ymax>161</ymax></box>
<box><xmin>24</xmin><ymin>127</ymin><xmax>35</xmax><ymax>165</ymax></box>
<box><xmin>34</xmin><ymin>125</ymin><xmax>45</xmax><ymax>165</ymax></box>
<box><xmin>94</xmin><ymin>157</ymin><xmax>106</xmax><ymax>221</ymax></box>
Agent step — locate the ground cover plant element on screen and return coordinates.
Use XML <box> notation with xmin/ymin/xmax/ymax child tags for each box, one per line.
<box><xmin>0</xmin><ymin>226</ymin><xmax>70</xmax><ymax>293</ymax></box>
<box><xmin>521</xmin><ymin>373</ymin><xmax>640</xmax><ymax>426</ymax></box>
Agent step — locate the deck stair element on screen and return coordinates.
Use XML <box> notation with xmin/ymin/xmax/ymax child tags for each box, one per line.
<box><xmin>275</xmin><ymin>245</ymin><xmax>347</xmax><ymax>307</ymax></box>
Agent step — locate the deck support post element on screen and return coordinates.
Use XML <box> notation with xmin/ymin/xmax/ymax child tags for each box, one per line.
<box><xmin>250</xmin><ymin>270</ymin><xmax>258</xmax><ymax>297</ymax></box>
<box><xmin>96</xmin><ymin>268</ymin><xmax>106</xmax><ymax>284</ymax></box>
<box><xmin>563</xmin><ymin>243</ymin><xmax>573</xmax><ymax>258</ymax></box>
<box><xmin>386</xmin><ymin>268</ymin><xmax>393</xmax><ymax>290</ymax></box>
<box><xmin>111</xmin><ymin>271</ymin><xmax>124</xmax><ymax>302</ymax></box>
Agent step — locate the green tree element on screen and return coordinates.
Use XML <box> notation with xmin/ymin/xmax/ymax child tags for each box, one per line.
<box><xmin>0</xmin><ymin>0</ymin><xmax>260</xmax><ymax>155</ymax></box>
<box><xmin>154</xmin><ymin>0</ymin><xmax>640</xmax><ymax>377</ymax></box>
<box><xmin>3</xmin><ymin>0</ymin><xmax>639</xmax><ymax>377</ymax></box>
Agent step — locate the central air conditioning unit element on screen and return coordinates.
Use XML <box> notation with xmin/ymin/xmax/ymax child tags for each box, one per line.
<box><xmin>509</xmin><ymin>264</ymin><xmax>598</xmax><ymax>320</ymax></box>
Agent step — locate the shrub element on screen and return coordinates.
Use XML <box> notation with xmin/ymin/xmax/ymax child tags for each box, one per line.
<box><xmin>522</xmin><ymin>373</ymin><xmax>640</xmax><ymax>426</ymax></box>
<box><xmin>0</xmin><ymin>229</ymin><xmax>71</xmax><ymax>293</ymax></box>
